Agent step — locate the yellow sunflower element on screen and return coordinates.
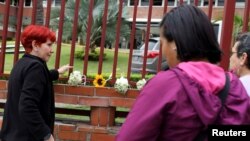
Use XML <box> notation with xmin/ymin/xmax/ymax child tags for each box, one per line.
<box><xmin>93</xmin><ymin>74</ymin><xmax>106</xmax><ymax>87</ymax></box>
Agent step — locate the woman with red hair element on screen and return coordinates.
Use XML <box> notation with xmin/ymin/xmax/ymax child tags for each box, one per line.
<box><xmin>0</xmin><ymin>25</ymin><xmax>72</xmax><ymax>141</ymax></box>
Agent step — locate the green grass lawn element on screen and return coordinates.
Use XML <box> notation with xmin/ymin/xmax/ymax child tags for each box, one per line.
<box><xmin>3</xmin><ymin>43</ymin><xmax>130</xmax><ymax>76</ymax></box>
<box><xmin>2</xmin><ymin>42</ymin><xmax>155</xmax><ymax>82</ymax></box>
<box><xmin>47</xmin><ymin>43</ymin><xmax>130</xmax><ymax>76</ymax></box>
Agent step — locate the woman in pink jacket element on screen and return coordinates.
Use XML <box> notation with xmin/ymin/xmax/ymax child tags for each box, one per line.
<box><xmin>116</xmin><ymin>5</ymin><xmax>250</xmax><ymax>141</ymax></box>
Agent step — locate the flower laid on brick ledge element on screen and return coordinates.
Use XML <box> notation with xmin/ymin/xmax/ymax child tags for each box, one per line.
<box><xmin>68</xmin><ymin>71</ymin><xmax>86</xmax><ymax>86</ymax></box>
<box><xmin>93</xmin><ymin>74</ymin><xmax>106</xmax><ymax>87</ymax></box>
<box><xmin>114</xmin><ymin>76</ymin><xmax>129</xmax><ymax>94</ymax></box>
<box><xmin>67</xmin><ymin>71</ymin><xmax>145</xmax><ymax>93</ymax></box>
<box><xmin>136</xmin><ymin>78</ymin><xmax>147</xmax><ymax>90</ymax></box>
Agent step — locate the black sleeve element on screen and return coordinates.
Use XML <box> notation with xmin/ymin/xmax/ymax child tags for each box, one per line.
<box><xmin>49</xmin><ymin>69</ymin><xmax>59</xmax><ymax>81</ymax></box>
<box><xmin>19</xmin><ymin>63</ymin><xmax>51</xmax><ymax>140</ymax></box>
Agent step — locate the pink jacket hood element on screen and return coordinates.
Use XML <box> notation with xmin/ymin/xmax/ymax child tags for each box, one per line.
<box><xmin>178</xmin><ymin>61</ymin><xmax>226</xmax><ymax>94</ymax></box>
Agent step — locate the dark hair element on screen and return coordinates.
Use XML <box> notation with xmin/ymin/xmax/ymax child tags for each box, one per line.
<box><xmin>160</xmin><ymin>5</ymin><xmax>222</xmax><ymax>64</ymax></box>
<box><xmin>235</xmin><ymin>32</ymin><xmax>250</xmax><ymax>69</ymax></box>
<box><xmin>21</xmin><ymin>25</ymin><xmax>56</xmax><ymax>53</ymax></box>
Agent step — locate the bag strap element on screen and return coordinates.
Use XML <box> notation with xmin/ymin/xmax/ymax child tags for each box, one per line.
<box><xmin>193</xmin><ymin>73</ymin><xmax>230</xmax><ymax>141</ymax></box>
<box><xmin>218</xmin><ymin>73</ymin><xmax>230</xmax><ymax>106</ymax></box>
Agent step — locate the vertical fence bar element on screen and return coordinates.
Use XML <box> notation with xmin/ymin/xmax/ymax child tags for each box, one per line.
<box><xmin>208</xmin><ymin>0</ymin><xmax>213</xmax><ymax>20</ymax></box>
<box><xmin>194</xmin><ymin>0</ymin><xmax>199</xmax><ymax>6</ymax></box>
<box><xmin>179</xmin><ymin>0</ymin><xmax>184</xmax><ymax>5</ymax></box>
<box><xmin>220</xmin><ymin>0</ymin><xmax>236</xmax><ymax>70</ymax></box>
<box><xmin>13</xmin><ymin>0</ymin><xmax>25</xmax><ymax>64</ymax></box>
<box><xmin>126</xmin><ymin>0</ymin><xmax>138</xmax><ymax>81</ymax></box>
<box><xmin>141</xmin><ymin>0</ymin><xmax>153</xmax><ymax>78</ymax></box>
<box><xmin>158</xmin><ymin>0</ymin><xmax>168</xmax><ymax>72</ymax></box>
<box><xmin>112</xmin><ymin>0</ymin><xmax>123</xmax><ymax>82</ymax></box>
<box><xmin>163</xmin><ymin>0</ymin><xmax>168</xmax><ymax>14</ymax></box>
<box><xmin>0</xmin><ymin>0</ymin><xmax>11</xmax><ymax>75</ymax></box>
<box><xmin>45</xmin><ymin>0</ymin><xmax>52</xmax><ymax>27</ymax></box>
<box><xmin>83</xmin><ymin>0</ymin><xmax>95</xmax><ymax>76</ymax></box>
<box><xmin>98</xmin><ymin>0</ymin><xmax>109</xmax><ymax>75</ymax></box>
<box><xmin>69</xmin><ymin>0</ymin><xmax>80</xmax><ymax>74</ymax></box>
<box><xmin>31</xmin><ymin>0</ymin><xmax>37</xmax><ymax>25</ymax></box>
<box><xmin>55</xmin><ymin>0</ymin><xmax>66</xmax><ymax>69</ymax></box>
<box><xmin>242</xmin><ymin>0</ymin><xmax>250</xmax><ymax>32</ymax></box>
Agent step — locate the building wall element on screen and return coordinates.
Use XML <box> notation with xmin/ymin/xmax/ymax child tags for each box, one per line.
<box><xmin>0</xmin><ymin>4</ymin><xmax>17</xmax><ymax>16</ymax></box>
<box><xmin>127</xmin><ymin>6</ymin><xmax>246</xmax><ymax>20</ymax></box>
<box><xmin>0</xmin><ymin>30</ymin><xmax>15</xmax><ymax>38</ymax></box>
<box><xmin>0</xmin><ymin>3</ymin><xmax>247</xmax><ymax>38</ymax></box>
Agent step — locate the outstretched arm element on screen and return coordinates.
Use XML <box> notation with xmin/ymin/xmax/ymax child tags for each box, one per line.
<box><xmin>57</xmin><ymin>64</ymin><xmax>73</xmax><ymax>74</ymax></box>
<box><xmin>50</xmin><ymin>64</ymin><xmax>73</xmax><ymax>81</ymax></box>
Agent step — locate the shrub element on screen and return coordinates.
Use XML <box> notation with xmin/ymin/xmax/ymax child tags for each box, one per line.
<box><xmin>75</xmin><ymin>50</ymin><xmax>107</xmax><ymax>61</ymax></box>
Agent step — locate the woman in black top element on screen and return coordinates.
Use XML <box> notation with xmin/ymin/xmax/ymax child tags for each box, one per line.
<box><xmin>0</xmin><ymin>25</ymin><xmax>72</xmax><ymax>141</ymax></box>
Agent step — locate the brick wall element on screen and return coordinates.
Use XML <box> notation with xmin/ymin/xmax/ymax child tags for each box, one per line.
<box><xmin>0</xmin><ymin>80</ymin><xmax>139</xmax><ymax>141</ymax></box>
<box><xmin>127</xmin><ymin>6</ymin><xmax>245</xmax><ymax>19</ymax></box>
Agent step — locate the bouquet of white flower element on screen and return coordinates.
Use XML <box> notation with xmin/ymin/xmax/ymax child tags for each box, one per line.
<box><xmin>68</xmin><ymin>71</ymin><xmax>83</xmax><ymax>86</ymax></box>
<box><xmin>136</xmin><ymin>78</ymin><xmax>147</xmax><ymax>90</ymax></box>
<box><xmin>114</xmin><ymin>76</ymin><xmax>129</xmax><ymax>94</ymax></box>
